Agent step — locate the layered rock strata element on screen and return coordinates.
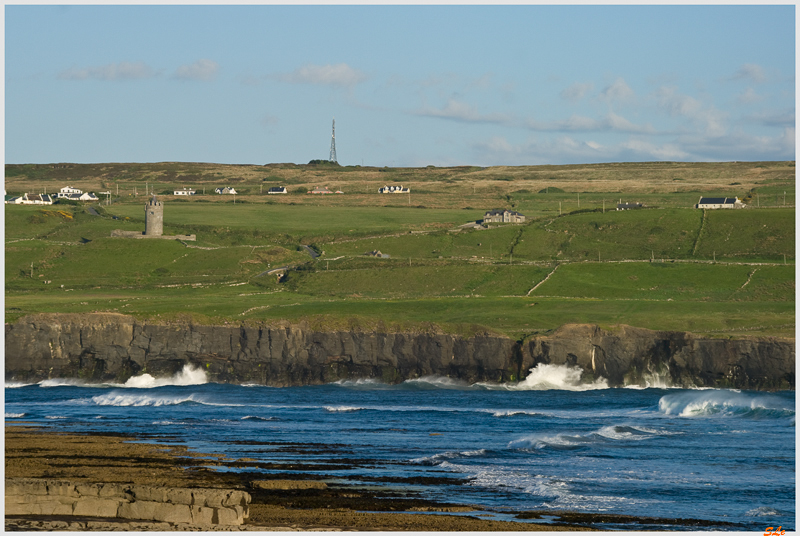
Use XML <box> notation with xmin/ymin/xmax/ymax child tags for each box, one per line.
<box><xmin>4</xmin><ymin>314</ymin><xmax>794</xmax><ymax>390</ymax></box>
<box><xmin>5</xmin><ymin>478</ymin><xmax>250</xmax><ymax>526</ymax></box>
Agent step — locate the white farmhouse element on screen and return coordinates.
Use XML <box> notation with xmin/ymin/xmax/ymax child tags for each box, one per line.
<box><xmin>695</xmin><ymin>197</ymin><xmax>744</xmax><ymax>209</ymax></box>
<box><xmin>58</xmin><ymin>186</ymin><xmax>83</xmax><ymax>198</ymax></box>
<box><xmin>379</xmin><ymin>185</ymin><xmax>410</xmax><ymax>193</ymax></box>
<box><xmin>174</xmin><ymin>188</ymin><xmax>196</xmax><ymax>196</ymax></box>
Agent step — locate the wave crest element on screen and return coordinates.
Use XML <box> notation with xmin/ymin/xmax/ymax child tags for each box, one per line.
<box><xmin>508</xmin><ymin>364</ymin><xmax>609</xmax><ymax>391</ymax></box>
<box><xmin>658</xmin><ymin>391</ymin><xmax>794</xmax><ymax>419</ymax></box>
<box><xmin>91</xmin><ymin>392</ymin><xmax>202</xmax><ymax>407</ymax></box>
<box><xmin>123</xmin><ymin>364</ymin><xmax>207</xmax><ymax>388</ymax></box>
<box><xmin>510</xmin><ymin>425</ymin><xmax>671</xmax><ymax>450</ymax></box>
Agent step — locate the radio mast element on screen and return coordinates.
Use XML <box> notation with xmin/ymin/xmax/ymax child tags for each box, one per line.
<box><xmin>329</xmin><ymin>118</ymin><xmax>338</xmax><ymax>163</ymax></box>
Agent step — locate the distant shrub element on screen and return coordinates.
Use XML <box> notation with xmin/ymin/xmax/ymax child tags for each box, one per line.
<box><xmin>53</xmin><ymin>198</ymin><xmax>81</xmax><ymax>206</ymax></box>
<box><xmin>538</xmin><ymin>187</ymin><xmax>565</xmax><ymax>194</ymax></box>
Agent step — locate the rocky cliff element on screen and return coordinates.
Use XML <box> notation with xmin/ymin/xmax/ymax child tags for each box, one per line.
<box><xmin>5</xmin><ymin>314</ymin><xmax>794</xmax><ymax>390</ymax></box>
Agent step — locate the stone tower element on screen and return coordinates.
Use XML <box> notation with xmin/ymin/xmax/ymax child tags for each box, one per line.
<box><xmin>144</xmin><ymin>194</ymin><xmax>163</xmax><ymax>236</ymax></box>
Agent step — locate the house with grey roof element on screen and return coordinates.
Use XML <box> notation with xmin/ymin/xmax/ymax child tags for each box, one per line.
<box><xmin>483</xmin><ymin>209</ymin><xmax>526</xmax><ymax>223</ymax></box>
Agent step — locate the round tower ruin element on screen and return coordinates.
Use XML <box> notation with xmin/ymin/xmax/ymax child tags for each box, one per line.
<box><xmin>144</xmin><ymin>195</ymin><xmax>163</xmax><ymax>236</ymax></box>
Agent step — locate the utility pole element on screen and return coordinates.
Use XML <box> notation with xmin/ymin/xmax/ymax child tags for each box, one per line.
<box><xmin>559</xmin><ymin>202</ymin><xmax>562</xmax><ymax>215</ymax></box>
<box><xmin>577</xmin><ymin>193</ymin><xmax>580</xmax><ymax>209</ymax></box>
<box><xmin>603</xmin><ymin>199</ymin><xmax>605</xmax><ymax>213</ymax></box>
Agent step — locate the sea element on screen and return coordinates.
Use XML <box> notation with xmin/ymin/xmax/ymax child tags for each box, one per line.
<box><xmin>5</xmin><ymin>363</ymin><xmax>795</xmax><ymax>532</ymax></box>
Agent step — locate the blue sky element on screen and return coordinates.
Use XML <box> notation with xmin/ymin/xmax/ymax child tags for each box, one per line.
<box><xmin>5</xmin><ymin>5</ymin><xmax>795</xmax><ymax>166</ymax></box>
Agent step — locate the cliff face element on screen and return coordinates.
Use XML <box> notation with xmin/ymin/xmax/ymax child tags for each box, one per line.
<box><xmin>5</xmin><ymin>314</ymin><xmax>795</xmax><ymax>390</ymax></box>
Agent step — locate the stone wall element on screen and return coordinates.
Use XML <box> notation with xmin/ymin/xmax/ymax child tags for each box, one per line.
<box><xmin>5</xmin><ymin>478</ymin><xmax>250</xmax><ymax>527</ymax></box>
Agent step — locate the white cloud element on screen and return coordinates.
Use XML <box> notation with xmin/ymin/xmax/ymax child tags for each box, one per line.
<box><xmin>735</xmin><ymin>87</ymin><xmax>762</xmax><ymax>105</ymax></box>
<box><xmin>655</xmin><ymin>86</ymin><xmax>727</xmax><ymax>137</ymax></box>
<box><xmin>414</xmin><ymin>98</ymin><xmax>509</xmax><ymax>124</ymax></box>
<box><xmin>744</xmin><ymin>109</ymin><xmax>795</xmax><ymax>127</ymax></box>
<box><xmin>677</xmin><ymin>128</ymin><xmax>795</xmax><ymax>161</ymax></box>
<box><xmin>279</xmin><ymin>63</ymin><xmax>367</xmax><ymax>87</ymax></box>
<box><xmin>730</xmin><ymin>63</ymin><xmax>767</xmax><ymax>84</ymax></box>
<box><xmin>619</xmin><ymin>139</ymin><xmax>689</xmax><ymax>161</ymax></box>
<box><xmin>469</xmin><ymin>127</ymin><xmax>793</xmax><ymax>166</ymax></box>
<box><xmin>560</xmin><ymin>82</ymin><xmax>593</xmax><ymax>102</ymax></box>
<box><xmin>599</xmin><ymin>78</ymin><xmax>635</xmax><ymax>103</ymax></box>
<box><xmin>174</xmin><ymin>59</ymin><xmax>218</xmax><ymax>81</ymax></box>
<box><xmin>526</xmin><ymin>112</ymin><xmax>654</xmax><ymax>134</ymax></box>
<box><xmin>58</xmin><ymin>61</ymin><xmax>155</xmax><ymax>81</ymax></box>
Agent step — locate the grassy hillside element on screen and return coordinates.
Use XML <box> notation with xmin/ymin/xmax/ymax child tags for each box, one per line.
<box><xmin>5</xmin><ymin>161</ymin><xmax>795</xmax><ymax>338</ymax></box>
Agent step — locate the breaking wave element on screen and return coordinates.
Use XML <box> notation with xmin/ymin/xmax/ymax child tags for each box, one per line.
<box><xmin>504</xmin><ymin>364</ymin><xmax>609</xmax><ymax>391</ymax></box>
<box><xmin>5</xmin><ymin>412</ymin><xmax>25</xmax><ymax>418</ymax></box>
<box><xmin>123</xmin><ymin>364</ymin><xmax>207</xmax><ymax>388</ymax></box>
<box><xmin>334</xmin><ymin>378</ymin><xmax>388</xmax><ymax>388</ymax></box>
<box><xmin>658</xmin><ymin>390</ymin><xmax>794</xmax><ymax>419</ymax></box>
<box><xmin>401</xmin><ymin>376</ymin><xmax>472</xmax><ymax>390</ymax></box>
<box><xmin>91</xmin><ymin>392</ymin><xmax>209</xmax><ymax>407</ymax></box>
<box><xmin>509</xmin><ymin>425</ymin><xmax>675</xmax><ymax>450</ymax></box>
<box><xmin>324</xmin><ymin>405</ymin><xmax>365</xmax><ymax>413</ymax></box>
<box><xmin>411</xmin><ymin>448</ymin><xmax>489</xmax><ymax>465</ymax></box>
<box><xmin>5</xmin><ymin>382</ymin><xmax>34</xmax><ymax>389</ymax></box>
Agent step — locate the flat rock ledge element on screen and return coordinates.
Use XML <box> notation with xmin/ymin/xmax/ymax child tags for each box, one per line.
<box><xmin>5</xmin><ymin>478</ymin><xmax>250</xmax><ymax>528</ymax></box>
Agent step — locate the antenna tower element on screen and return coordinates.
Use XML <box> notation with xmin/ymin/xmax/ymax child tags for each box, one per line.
<box><xmin>329</xmin><ymin>118</ymin><xmax>338</xmax><ymax>163</ymax></box>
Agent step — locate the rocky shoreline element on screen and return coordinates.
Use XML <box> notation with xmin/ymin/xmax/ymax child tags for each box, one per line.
<box><xmin>6</xmin><ymin>425</ymin><xmax>593</xmax><ymax>531</ymax></box>
<box><xmin>5</xmin><ymin>313</ymin><xmax>794</xmax><ymax>390</ymax></box>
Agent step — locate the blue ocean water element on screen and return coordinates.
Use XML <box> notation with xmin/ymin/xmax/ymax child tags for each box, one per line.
<box><xmin>5</xmin><ymin>364</ymin><xmax>795</xmax><ymax>531</ymax></box>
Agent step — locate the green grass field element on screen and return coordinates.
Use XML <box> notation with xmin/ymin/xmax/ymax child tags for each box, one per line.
<box><xmin>5</xmin><ymin>161</ymin><xmax>795</xmax><ymax>338</ymax></box>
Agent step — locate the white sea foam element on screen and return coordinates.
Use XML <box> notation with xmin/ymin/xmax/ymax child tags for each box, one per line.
<box><xmin>658</xmin><ymin>390</ymin><xmax>794</xmax><ymax>418</ymax></box>
<box><xmin>241</xmin><ymin>415</ymin><xmax>275</xmax><ymax>421</ymax></box>
<box><xmin>39</xmin><ymin>378</ymin><xmax>99</xmax><ymax>388</ymax></box>
<box><xmin>438</xmin><ymin>461</ymin><xmax>650</xmax><ymax>511</ymax></box>
<box><xmin>506</xmin><ymin>364</ymin><xmax>609</xmax><ymax>391</ymax></box>
<box><xmin>490</xmin><ymin>409</ymin><xmax>541</xmax><ymax>418</ymax></box>
<box><xmin>410</xmin><ymin>449</ymin><xmax>488</xmax><ymax>465</ymax></box>
<box><xmin>5</xmin><ymin>412</ymin><xmax>25</xmax><ymax>418</ymax></box>
<box><xmin>45</xmin><ymin>415</ymin><xmax>67</xmax><ymax>419</ymax></box>
<box><xmin>123</xmin><ymin>364</ymin><xmax>207</xmax><ymax>388</ymax></box>
<box><xmin>334</xmin><ymin>378</ymin><xmax>387</xmax><ymax>388</ymax></box>
<box><xmin>402</xmin><ymin>376</ymin><xmax>471</xmax><ymax>389</ymax></box>
<box><xmin>746</xmin><ymin>506</ymin><xmax>782</xmax><ymax>517</ymax></box>
<box><xmin>5</xmin><ymin>382</ymin><xmax>34</xmax><ymax>389</ymax></box>
<box><xmin>509</xmin><ymin>424</ymin><xmax>670</xmax><ymax>450</ymax></box>
<box><xmin>324</xmin><ymin>406</ymin><xmax>365</xmax><ymax>413</ymax></box>
<box><xmin>91</xmin><ymin>392</ymin><xmax>202</xmax><ymax>407</ymax></box>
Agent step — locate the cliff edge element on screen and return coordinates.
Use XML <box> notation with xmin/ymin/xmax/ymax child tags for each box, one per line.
<box><xmin>5</xmin><ymin>314</ymin><xmax>794</xmax><ymax>390</ymax></box>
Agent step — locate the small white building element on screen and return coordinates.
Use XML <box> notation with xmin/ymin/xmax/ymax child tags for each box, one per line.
<box><xmin>267</xmin><ymin>187</ymin><xmax>287</xmax><ymax>194</ymax></box>
<box><xmin>215</xmin><ymin>187</ymin><xmax>237</xmax><ymax>195</ymax></box>
<box><xmin>379</xmin><ymin>185</ymin><xmax>410</xmax><ymax>194</ymax></box>
<box><xmin>58</xmin><ymin>186</ymin><xmax>83</xmax><ymax>198</ymax></box>
<box><xmin>174</xmin><ymin>188</ymin><xmax>196</xmax><ymax>196</ymax></box>
<box><xmin>14</xmin><ymin>193</ymin><xmax>54</xmax><ymax>205</ymax></box>
<box><xmin>696</xmin><ymin>197</ymin><xmax>744</xmax><ymax>209</ymax></box>
<box><xmin>63</xmin><ymin>192</ymin><xmax>99</xmax><ymax>202</ymax></box>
